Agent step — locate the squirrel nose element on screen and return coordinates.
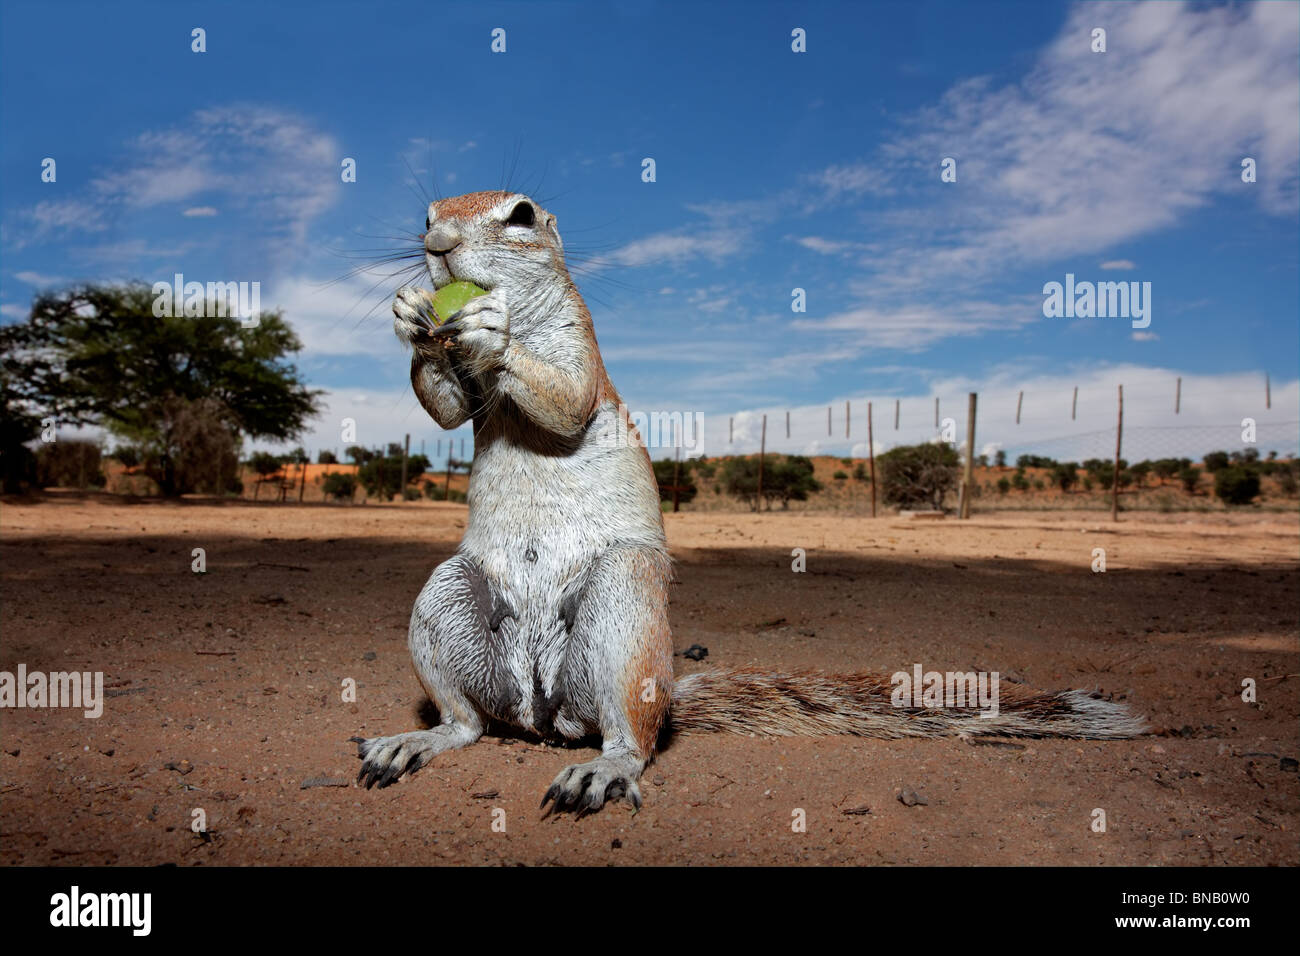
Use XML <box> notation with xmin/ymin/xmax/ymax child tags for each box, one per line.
<box><xmin>424</xmin><ymin>222</ymin><xmax>462</xmax><ymax>256</ymax></box>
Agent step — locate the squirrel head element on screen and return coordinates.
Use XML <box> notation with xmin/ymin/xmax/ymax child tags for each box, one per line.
<box><xmin>421</xmin><ymin>191</ymin><xmax>572</xmax><ymax>316</ymax></box>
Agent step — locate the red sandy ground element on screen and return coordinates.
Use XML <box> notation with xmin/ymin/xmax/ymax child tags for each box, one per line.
<box><xmin>1</xmin><ymin>495</ymin><xmax>1296</xmax><ymax>865</ymax></box>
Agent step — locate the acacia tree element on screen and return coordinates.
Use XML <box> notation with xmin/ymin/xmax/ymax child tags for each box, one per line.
<box><xmin>4</xmin><ymin>284</ymin><xmax>322</xmax><ymax>495</ymax></box>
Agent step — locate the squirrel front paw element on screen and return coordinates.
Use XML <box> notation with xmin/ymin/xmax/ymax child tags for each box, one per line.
<box><xmin>442</xmin><ymin>291</ymin><xmax>510</xmax><ymax>375</ymax></box>
<box><xmin>392</xmin><ymin>286</ymin><xmax>437</xmax><ymax>348</ymax></box>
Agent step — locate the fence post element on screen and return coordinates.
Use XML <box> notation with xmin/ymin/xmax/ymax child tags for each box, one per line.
<box><xmin>672</xmin><ymin>442</ymin><xmax>682</xmax><ymax>513</ymax></box>
<box><xmin>1112</xmin><ymin>385</ymin><xmax>1123</xmax><ymax>522</ymax></box>
<box><xmin>757</xmin><ymin>414</ymin><xmax>767</xmax><ymax>513</ymax></box>
<box><xmin>401</xmin><ymin>433</ymin><xmax>409</xmax><ymax>498</ymax></box>
<box><xmin>1175</xmin><ymin>377</ymin><xmax>1181</xmax><ymax>415</ymax></box>
<box><xmin>868</xmin><ymin>401</ymin><xmax>877</xmax><ymax>518</ymax></box>
<box><xmin>1016</xmin><ymin>391</ymin><xmax>1023</xmax><ymax>425</ymax></box>
<box><xmin>1072</xmin><ymin>386</ymin><xmax>1078</xmax><ymax>421</ymax></box>
<box><xmin>894</xmin><ymin>399</ymin><xmax>900</xmax><ymax>430</ymax></box>
<box><xmin>444</xmin><ymin>439</ymin><xmax>453</xmax><ymax>499</ymax></box>
<box><xmin>845</xmin><ymin>400</ymin><xmax>850</xmax><ymax>439</ymax></box>
<box><xmin>961</xmin><ymin>392</ymin><xmax>976</xmax><ymax>519</ymax></box>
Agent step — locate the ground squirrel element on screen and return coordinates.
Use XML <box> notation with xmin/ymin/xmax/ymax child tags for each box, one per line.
<box><xmin>353</xmin><ymin>190</ymin><xmax>1144</xmax><ymax>816</ymax></box>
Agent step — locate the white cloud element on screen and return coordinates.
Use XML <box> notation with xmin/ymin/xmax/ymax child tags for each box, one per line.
<box><xmin>608</xmin><ymin>231</ymin><xmax>743</xmax><ymax>268</ymax></box>
<box><xmin>793</xmin><ymin>236</ymin><xmax>868</xmax><ymax>256</ymax></box>
<box><xmin>265</xmin><ymin>271</ymin><xmax>413</xmax><ymax>360</ymax></box>
<box><xmin>7</xmin><ymin>105</ymin><xmax>340</xmax><ymax>262</ymax></box>
<box><xmin>1</xmin><ymin>303</ymin><xmax>26</xmax><ymax>318</ymax></box>
<box><xmin>248</xmin><ymin>386</ymin><xmax>472</xmax><ymax>459</ymax></box>
<box><xmin>183</xmin><ymin>206</ymin><xmax>218</xmax><ymax>217</ymax></box>
<box><xmin>697</xmin><ymin>365</ymin><xmax>1299</xmax><ymax>460</ymax></box>
<box><xmin>792</xmin><ymin>298</ymin><xmax>1039</xmax><ymax>350</ymax></box>
<box><xmin>13</xmin><ymin>270</ymin><xmax>63</xmax><ymax>285</ymax></box>
<box><xmin>1132</xmin><ymin>330</ymin><xmax>1159</xmax><ymax>342</ymax></box>
<box><xmin>817</xmin><ymin>1</ymin><xmax>1299</xmax><ymax>294</ymax></box>
<box><xmin>1100</xmin><ymin>260</ymin><xmax>1136</xmax><ymax>271</ymax></box>
<box><xmin>810</xmin><ymin>163</ymin><xmax>894</xmax><ymax>197</ymax></box>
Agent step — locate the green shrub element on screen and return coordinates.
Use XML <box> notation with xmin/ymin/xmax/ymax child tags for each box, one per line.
<box><xmin>1052</xmin><ymin>462</ymin><xmax>1078</xmax><ymax>492</ymax></box>
<box><xmin>322</xmin><ymin>472</ymin><xmax>358</xmax><ymax>501</ymax></box>
<box><xmin>1178</xmin><ymin>466</ymin><xmax>1201</xmax><ymax>494</ymax></box>
<box><xmin>1214</xmin><ymin>466</ymin><xmax>1259</xmax><ymax>505</ymax></box>
<box><xmin>357</xmin><ymin>451</ymin><xmax>430</xmax><ymax>501</ymax></box>
<box><xmin>877</xmin><ymin>443</ymin><xmax>960</xmax><ymax>511</ymax></box>
<box><xmin>996</xmin><ymin>477</ymin><xmax>1010</xmax><ymax>495</ymax></box>
<box><xmin>721</xmin><ymin>454</ymin><xmax>821</xmax><ymax>511</ymax></box>
<box><xmin>652</xmin><ymin>458</ymin><xmax>697</xmax><ymax>504</ymax></box>
<box><xmin>1202</xmin><ymin>451</ymin><xmax>1230</xmax><ymax>473</ymax></box>
<box><xmin>833</xmin><ymin>470</ymin><xmax>848</xmax><ymax>480</ymax></box>
<box><xmin>1016</xmin><ymin>454</ymin><xmax>1057</xmax><ymax>469</ymax></box>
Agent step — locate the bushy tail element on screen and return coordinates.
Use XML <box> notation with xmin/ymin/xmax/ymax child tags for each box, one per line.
<box><xmin>669</xmin><ymin>668</ymin><xmax>1146</xmax><ymax>739</ymax></box>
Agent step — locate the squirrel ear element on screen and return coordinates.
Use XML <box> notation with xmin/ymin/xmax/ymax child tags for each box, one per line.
<box><xmin>547</xmin><ymin>214</ymin><xmax>562</xmax><ymax>248</ymax></box>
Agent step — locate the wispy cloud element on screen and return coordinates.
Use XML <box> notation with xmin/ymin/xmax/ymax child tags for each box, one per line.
<box><xmin>827</xmin><ymin>1</ymin><xmax>1298</xmax><ymax>294</ymax></box>
<box><xmin>13</xmin><ymin>270</ymin><xmax>64</xmax><ymax>285</ymax></box>
<box><xmin>6</xmin><ymin>105</ymin><xmax>340</xmax><ymax>265</ymax></box>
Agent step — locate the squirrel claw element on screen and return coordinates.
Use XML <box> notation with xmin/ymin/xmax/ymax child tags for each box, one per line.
<box><xmin>541</xmin><ymin>756</ymin><xmax>643</xmax><ymax>818</ymax></box>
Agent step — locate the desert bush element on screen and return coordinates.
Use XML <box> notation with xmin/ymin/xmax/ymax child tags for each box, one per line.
<box><xmin>1202</xmin><ymin>451</ymin><xmax>1230</xmax><ymax>473</ymax></box>
<box><xmin>322</xmin><ymin>472</ymin><xmax>358</xmax><ymax>501</ymax></box>
<box><xmin>34</xmin><ymin>438</ymin><xmax>105</xmax><ymax>488</ymax></box>
<box><xmin>721</xmin><ymin>454</ymin><xmax>821</xmax><ymax>511</ymax></box>
<box><xmin>1053</xmin><ymin>462</ymin><xmax>1078</xmax><ymax>493</ymax></box>
<box><xmin>652</xmin><ymin>458</ymin><xmax>697</xmax><ymax>504</ymax></box>
<box><xmin>877</xmin><ymin>443</ymin><xmax>960</xmax><ymax>511</ymax></box>
<box><xmin>358</xmin><ymin>450</ymin><xmax>430</xmax><ymax>501</ymax></box>
<box><xmin>149</xmin><ymin>396</ymin><xmax>241</xmax><ymax>495</ymax></box>
<box><xmin>1178</xmin><ymin>466</ymin><xmax>1201</xmax><ymax>494</ymax></box>
<box><xmin>1016</xmin><ymin>454</ymin><xmax>1056</xmax><ymax>469</ymax></box>
<box><xmin>1214</xmin><ymin>466</ymin><xmax>1259</xmax><ymax>506</ymax></box>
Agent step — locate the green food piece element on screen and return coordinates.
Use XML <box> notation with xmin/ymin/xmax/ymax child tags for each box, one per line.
<box><xmin>428</xmin><ymin>281</ymin><xmax>487</xmax><ymax>325</ymax></box>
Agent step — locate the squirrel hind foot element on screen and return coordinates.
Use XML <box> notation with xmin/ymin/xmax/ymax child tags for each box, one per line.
<box><xmin>540</xmin><ymin>755</ymin><xmax>644</xmax><ymax>818</ymax></box>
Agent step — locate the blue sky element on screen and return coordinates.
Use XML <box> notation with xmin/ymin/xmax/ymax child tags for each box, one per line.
<box><xmin>2</xmin><ymin>0</ymin><xmax>1297</xmax><ymax>460</ymax></box>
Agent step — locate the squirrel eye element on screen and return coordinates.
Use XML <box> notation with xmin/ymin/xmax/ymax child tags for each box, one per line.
<box><xmin>505</xmin><ymin>202</ymin><xmax>535</xmax><ymax>227</ymax></box>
